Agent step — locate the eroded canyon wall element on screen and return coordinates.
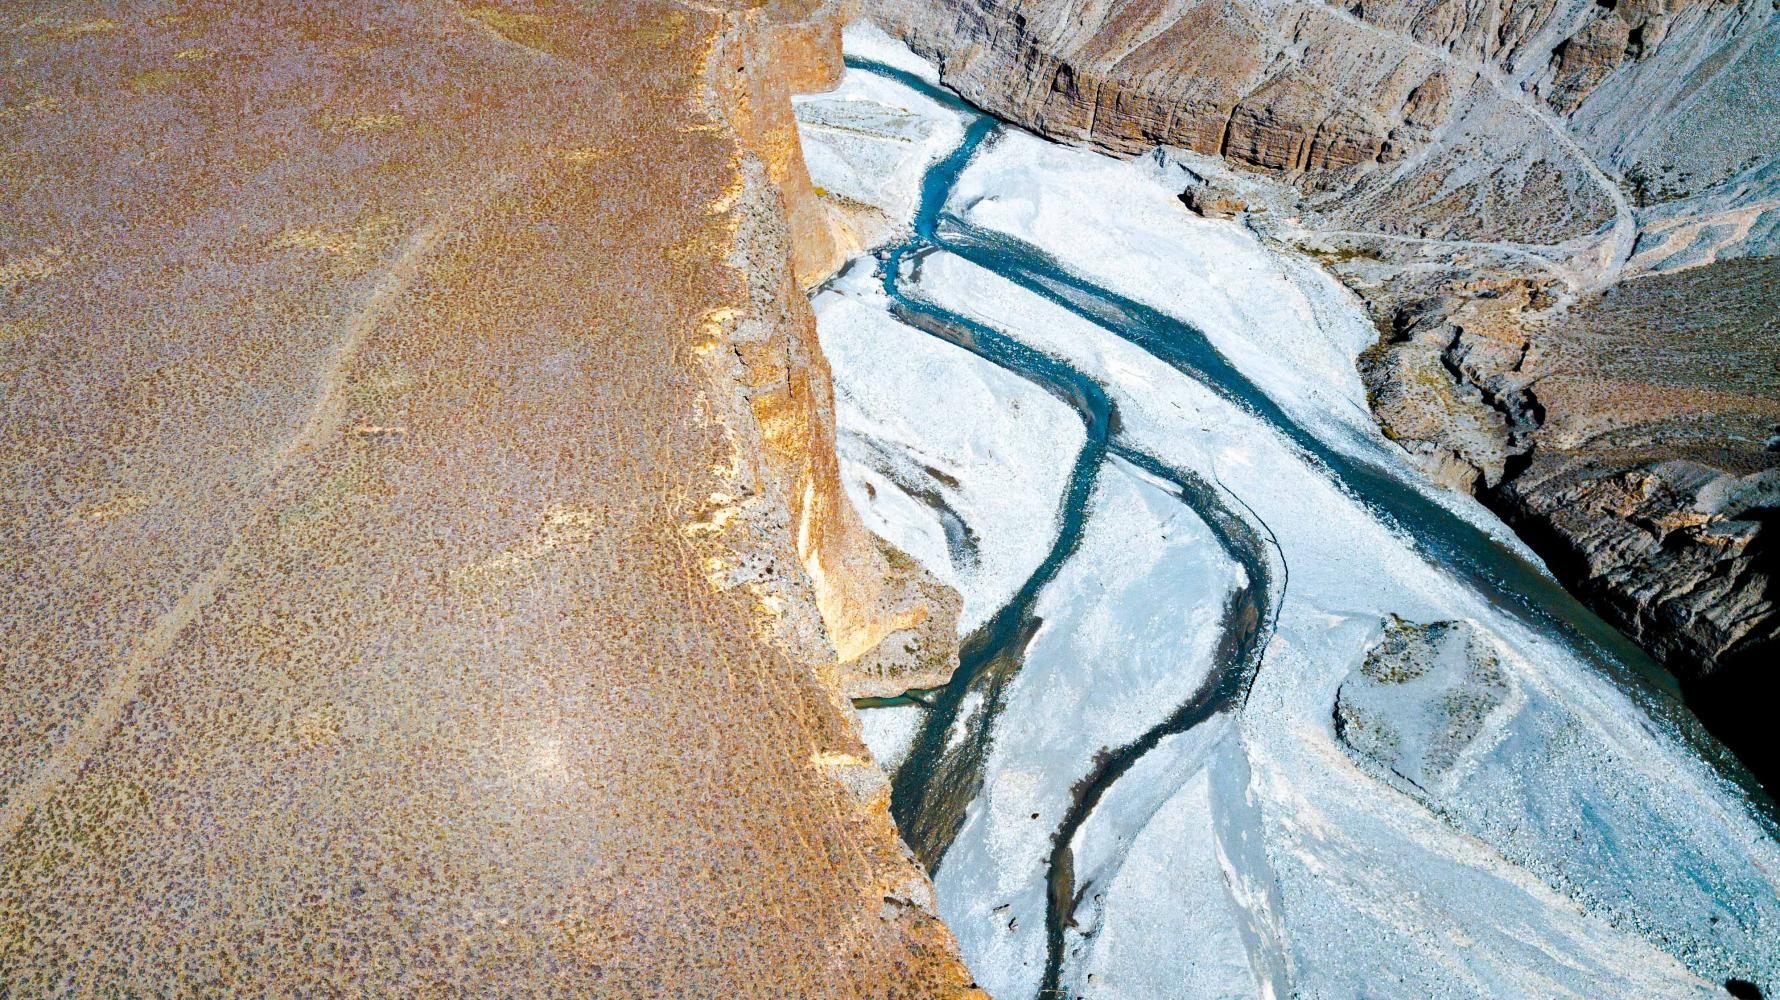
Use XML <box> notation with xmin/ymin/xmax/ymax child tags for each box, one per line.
<box><xmin>712</xmin><ymin>0</ymin><xmax>964</xmax><ymax>700</ymax></box>
<box><xmin>871</xmin><ymin>0</ymin><xmax>1778</xmax><ymax>244</ymax></box>
<box><xmin>867</xmin><ymin>0</ymin><xmax>1779</xmax><ymax>770</ymax></box>
<box><xmin>0</xmin><ymin>0</ymin><xmax>975</xmax><ymax>993</ymax></box>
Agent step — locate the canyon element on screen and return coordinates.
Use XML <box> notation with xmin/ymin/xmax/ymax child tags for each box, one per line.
<box><xmin>3</xmin><ymin>0</ymin><xmax>1777</xmax><ymax>996</ymax></box>
<box><xmin>798</xmin><ymin>23</ymin><xmax>1779</xmax><ymax>998</ymax></box>
<box><xmin>868</xmin><ymin>0</ymin><xmax>1779</xmax><ymax>788</ymax></box>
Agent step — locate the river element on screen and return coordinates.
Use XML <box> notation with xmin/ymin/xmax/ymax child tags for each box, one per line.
<box><xmin>801</xmin><ymin>31</ymin><xmax>1780</xmax><ymax>999</ymax></box>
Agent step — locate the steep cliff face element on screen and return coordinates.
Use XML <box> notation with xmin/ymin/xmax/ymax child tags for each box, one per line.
<box><xmin>712</xmin><ymin>1</ymin><xmax>963</xmax><ymax>699</ymax></box>
<box><xmin>871</xmin><ymin>0</ymin><xmax>1777</xmax><ymax>252</ymax></box>
<box><xmin>0</xmin><ymin>1</ymin><xmax>975</xmax><ymax>993</ymax></box>
<box><xmin>1358</xmin><ymin>258</ymin><xmax>1779</xmax><ymax>668</ymax></box>
<box><xmin>1337</xmin><ymin>247</ymin><xmax>1777</xmax><ymax>783</ymax></box>
<box><xmin>867</xmin><ymin>0</ymin><xmax>1778</xmax><ymax>780</ymax></box>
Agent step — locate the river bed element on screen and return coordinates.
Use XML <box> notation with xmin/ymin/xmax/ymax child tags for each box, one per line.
<box><xmin>800</xmin><ymin>25</ymin><xmax>1780</xmax><ymax>1000</ymax></box>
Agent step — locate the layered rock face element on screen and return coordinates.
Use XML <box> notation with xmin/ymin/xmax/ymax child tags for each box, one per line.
<box><xmin>0</xmin><ymin>1</ymin><xmax>976</xmax><ymax>993</ymax></box>
<box><xmin>870</xmin><ymin>0</ymin><xmax>1776</xmax><ymax>238</ymax></box>
<box><xmin>869</xmin><ymin>0</ymin><xmax>1778</xmax><ymax>781</ymax></box>
<box><xmin>1362</xmin><ymin>258</ymin><xmax>1779</xmax><ymax>668</ymax></box>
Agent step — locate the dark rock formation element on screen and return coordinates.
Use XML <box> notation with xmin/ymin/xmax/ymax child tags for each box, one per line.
<box><xmin>1488</xmin><ymin>258</ymin><xmax>1779</xmax><ymax>691</ymax></box>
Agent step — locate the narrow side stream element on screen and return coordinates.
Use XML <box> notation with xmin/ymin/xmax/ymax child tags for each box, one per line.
<box><xmin>877</xmin><ymin>272</ymin><xmax>1111</xmax><ymax>871</ymax></box>
<box><xmin>884</xmin><ymin>255</ymin><xmax>1281</xmax><ymax>997</ymax></box>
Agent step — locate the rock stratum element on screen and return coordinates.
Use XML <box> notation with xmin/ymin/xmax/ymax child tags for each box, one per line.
<box><xmin>0</xmin><ymin>1</ymin><xmax>980</xmax><ymax>994</ymax></box>
<box><xmin>869</xmin><ymin>0</ymin><xmax>1779</xmax><ymax>784</ymax></box>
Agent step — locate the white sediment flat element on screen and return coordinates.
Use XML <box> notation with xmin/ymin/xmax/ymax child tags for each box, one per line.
<box><xmin>947</xmin><ymin>127</ymin><xmax>1536</xmax><ymax>554</ymax></box>
<box><xmin>858</xmin><ymin>702</ymin><xmax>925</xmax><ymax>774</ymax></box>
<box><xmin>949</xmin><ymin>131</ymin><xmax>1378</xmax><ymax>438</ymax></box>
<box><xmin>911</xmin><ymin>243</ymin><xmax>1778</xmax><ymax>999</ymax></box>
<box><xmin>794</xmin><ymin>24</ymin><xmax>964</xmax><ymax>243</ymax></box>
<box><xmin>932</xmin><ymin>461</ymin><xmax>1243</xmax><ymax>1000</ymax></box>
<box><xmin>840</xmin><ymin>21</ymin><xmax>943</xmax><ymax>84</ymax></box>
<box><xmin>1064</xmin><ymin>725</ymin><xmax>1270</xmax><ymax>1000</ymax></box>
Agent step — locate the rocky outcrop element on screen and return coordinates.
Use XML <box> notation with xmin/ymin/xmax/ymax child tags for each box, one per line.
<box><xmin>1356</xmin><ymin>274</ymin><xmax>1547</xmax><ymax>494</ymax></box>
<box><xmin>0</xmin><ymin>1</ymin><xmax>976</xmax><ymax>993</ymax></box>
<box><xmin>870</xmin><ymin>0</ymin><xmax>1778</xmax><ymax>247</ymax></box>
<box><xmin>1488</xmin><ymin>260</ymin><xmax>1780</xmax><ymax>673</ymax></box>
<box><xmin>1501</xmin><ymin>456</ymin><xmax>1776</xmax><ymax>671</ymax></box>
<box><xmin>868</xmin><ymin>0</ymin><xmax>1779</xmax><ymax>786</ymax></box>
<box><xmin>716</xmin><ymin>0</ymin><xmax>852</xmax><ymax>286</ymax></box>
<box><xmin>1353</xmin><ymin>256</ymin><xmax>1778</xmax><ymax>735</ymax></box>
<box><xmin>1335</xmin><ymin>617</ymin><xmax>1516</xmax><ymax>796</ymax></box>
<box><xmin>1543</xmin><ymin>0</ymin><xmax>1710</xmax><ymax>114</ymax></box>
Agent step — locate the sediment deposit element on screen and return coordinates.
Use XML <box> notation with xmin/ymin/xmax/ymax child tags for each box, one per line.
<box><xmin>0</xmin><ymin>1</ymin><xmax>976</xmax><ymax>993</ymax></box>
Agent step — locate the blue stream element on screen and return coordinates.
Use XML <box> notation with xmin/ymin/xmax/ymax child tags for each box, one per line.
<box><xmin>841</xmin><ymin>55</ymin><xmax>1769</xmax><ymax>997</ymax></box>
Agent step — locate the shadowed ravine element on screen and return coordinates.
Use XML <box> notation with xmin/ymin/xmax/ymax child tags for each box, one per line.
<box><xmin>843</xmin><ymin>55</ymin><xmax>1776</xmax><ymax>997</ymax></box>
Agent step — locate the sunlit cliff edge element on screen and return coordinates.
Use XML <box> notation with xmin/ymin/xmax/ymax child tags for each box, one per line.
<box><xmin>708</xmin><ymin>0</ymin><xmax>965</xmax><ymax>701</ymax></box>
<box><xmin>0</xmin><ymin>1</ymin><xmax>976</xmax><ymax>993</ymax></box>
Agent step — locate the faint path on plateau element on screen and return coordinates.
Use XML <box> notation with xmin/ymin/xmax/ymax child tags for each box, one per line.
<box><xmin>0</xmin><ymin>214</ymin><xmax>452</xmax><ymax>849</ymax></box>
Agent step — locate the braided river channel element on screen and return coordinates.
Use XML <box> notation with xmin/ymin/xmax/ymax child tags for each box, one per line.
<box><xmin>802</xmin><ymin>32</ymin><xmax>1780</xmax><ymax>1000</ymax></box>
